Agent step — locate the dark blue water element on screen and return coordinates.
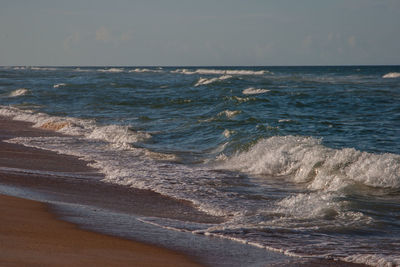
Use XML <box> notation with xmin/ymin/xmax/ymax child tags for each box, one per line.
<box><xmin>1</xmin><ymin>66</ymin><xmax>400</xmax><ymax>265</ymax></box>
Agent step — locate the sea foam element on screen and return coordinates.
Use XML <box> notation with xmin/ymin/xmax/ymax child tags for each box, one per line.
<box><xmin>242</xmin><ymin>88</ymin><xmax>270</xmax><ymax>95</ymax></box>
<box><xmin>217</xmin><ymin>136</ymin><xmax>400</xmax><ymax>191</ymax></box>
<box><xmin>8</xmin><ymin>88</ymin><xmax>30</xmax><ymax>97</ymax></box>
<box><xmin>174</xmin><ymin>68</ymin><xmax>268</xmax><ymax>75</ymax></box>
<box><xmin>382</xmin><ymin>72</ymin><xmax>400</xmax><ymax>79</ymax></box>
<box><xmin>194</xmin><ymin>75</ymin><xmax>232</xmax><ymax>87</ymax></box>
<box><xmin>53</xmin><ymin>83</ymin><xmax>67</xmax><ymax>88</ymax></box>
<box><xmin>98</xmin><ymin>68</ymin><xmax>124</xmax><ymax>73</ymax></box>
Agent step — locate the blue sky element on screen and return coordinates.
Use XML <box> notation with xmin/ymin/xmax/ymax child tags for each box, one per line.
<box><xmin>1</xmin><ymin>0</ymin><xmax>399</xmax><ymax>66</ymax></box>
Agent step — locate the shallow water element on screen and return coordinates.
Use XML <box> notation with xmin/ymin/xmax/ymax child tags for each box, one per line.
<box><xmin>1</xmin><ymin>65</ymin><xmax>399</xmax><ymax>266</ymax></box>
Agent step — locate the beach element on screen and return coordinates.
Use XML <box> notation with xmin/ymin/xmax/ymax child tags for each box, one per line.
<box><xmin>0</xmin><ymin>194</ymin><xmax>201</xmax><ymax>267</ymax></box>
<box><xmin>0</xmin><ymin>117</ymin><xmax>204</xmax><ymax>266</ymax></box>
<box><xmin>1</xmin><ymin>65</ymin><xmax>399</xmax><ymax>266</ymax></box>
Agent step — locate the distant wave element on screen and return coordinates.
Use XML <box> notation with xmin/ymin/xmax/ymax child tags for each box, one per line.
<box><xmin>98</xmin><ymin>68</ymin><xmax>124</xmax><ymax>73</ymax></box>
<box><xmin>242</xmin><ymin>87</ymin><xmax>270</xmax><ymax>95</ymax></box>
<box><xmin>217</xmin><ymin>136</ymin><xmax>400</xmax><ymax>191</ymax></box>
<box><xmin>194</xmin><ymin>75</ymin><xmax>232</xmax><ymax>86</ymax></box>
<box><xmin>382</xmin><ymin>72</ymin><xmax>400</xmax><ymax>79</ymax></box>
<box><xmin>129</xmin><ymin>68</ymin><xmax>163</xmax><ymax>73</ymax></box>
<box><xmin>173</xmin><ymin>68</ymin><xmax>269</xmax><ymax>75</ymax></box>
<box><xmin>8</xmin><ymin>88</ymin><xmax>30</xmax><ymax>97</ymax></box>
<box><xmin>53</xmin><ymin>83</ymin><xmax>67</xmax><ymax>88</ymax></box>
<box><xmin>30</xmin><ymin>67</ymin><xmax>57</xmax><ymax>71</ymax></box>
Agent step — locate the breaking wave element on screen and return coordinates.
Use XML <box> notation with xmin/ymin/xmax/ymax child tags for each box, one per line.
<box><xmin>0</xmin><ymin>106</ymin><xmax>150</xmax><ymax>148</ymax></box>
<box><xmin>53</xmin><ymin>83</ymin><xmax>67</xmax><ymax>88</ymax></box>
<box><xmin>242</xmin><ymin>87</ymin><xmax>270</xmax><ymax>95</ymax></box>
<box><xmin>382</xmin><ymin>72</ymin><xmax>400</xmax><ymax>79</ymax></box>
<box><xmin>217</xmin><ymin>136</ymin><xmax>400</xmax><ymax>191</ymax></box>
<box><xmin>129</xmin><ymin>68</ymin><xmax>163</xmax><ymax>73</ymax></box>
<box><xmin>7</xmin><ymin>88</ymin><xmax>30</xmax><ymax>97</ymax></box>
<box><xmin>98</xmin><ymin>68</ymin><xmax>124</xmax><ymax>73</ymax></box>
<box><xmin>173</xmin><ymin>68</ymin><xmax>269</xmax><ymax>75</ymax></box>
<box><xmin>194</xmin><ymin>75</ymin><xmax>232</xmax><ymax>87</ymax></box>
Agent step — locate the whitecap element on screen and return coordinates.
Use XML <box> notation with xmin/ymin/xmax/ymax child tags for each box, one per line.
<box><xmin>382</xmin><ymin>72</ymin><xmax>400</xmax><ymax>78</ymax></box>
<box><xmin>242</xmin><ymin>87</ymin><xmax>270</xmax><ymax>95</ymax></box>
<box><xmin>217</xmin><ymin>135</ymin><xmax>400</xmax><ymax>191</ymax></box>
<box><xmin>8</xmin><ymin>88</ymin><xmax>30</xmax><ymax>97</ymax></box>
<box><xmin>53</xmin><ymin>83</ymin><xmax>67</xmax><ymax>88</ymax></box>
<box><xmin>98</xmin><ymin>68</ymin><xmax>124</xmax><ymax>73</ymax></box>
<box><xmin>173</xmin><ymin>68</ymin><xmax>269</xmax><ymax>75</ymax></box>
<box><xmin>194</xmin><ymin>75</ymin><xmax>232</xmax><ymax>87</ymax></box>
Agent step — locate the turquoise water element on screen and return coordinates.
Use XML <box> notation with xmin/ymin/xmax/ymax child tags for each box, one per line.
<box><xmin>1</xmin><ymin>66</ymin><xmax>400</xmax><ymax>265</ymax></box>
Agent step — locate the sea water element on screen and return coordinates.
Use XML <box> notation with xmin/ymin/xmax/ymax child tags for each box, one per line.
<box><xmin>0</xmin><ymin>66</ymin><xmax>399</xmax><ymax>266</ymax></box>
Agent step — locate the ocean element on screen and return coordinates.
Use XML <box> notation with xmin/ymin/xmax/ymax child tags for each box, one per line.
<box><xmin>0</xmin><ymin>66</ymin><xmax>399</xmax><ymax>266</ymax></box>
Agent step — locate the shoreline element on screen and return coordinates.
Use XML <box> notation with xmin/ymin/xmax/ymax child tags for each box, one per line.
<box><xmin>0</xmin><ymin>117</ymin><xmax>205</xmax><ymax>266</ymax></box>
<box><xmin>0</xmin><ymin>193</ymin><xmax>202</xmax><ymax>266</ymax></box>
<box><xmin>0</xmin><ymin>116</ymin><xmax>365</xmax><ymax>266</ymax></box>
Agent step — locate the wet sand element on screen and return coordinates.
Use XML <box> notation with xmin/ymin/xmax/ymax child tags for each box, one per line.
<box><xmin>0</xmin><ymin>116</ymin><xmax>365</xmax><ymax>267</ymax></box>
<box><xmin>0</xmin><ymin>194</ymin><xmax>201</xmax><ymax>267</ymax></box>
<box><xmin>0</xmin><ymin>117</ymin><xmax>203</xmax><ymax>266</ymax></box>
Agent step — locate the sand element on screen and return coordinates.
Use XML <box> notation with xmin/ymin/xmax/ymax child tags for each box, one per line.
<box><xmin>0</xmin><ymin>117</ymin><xmax>203</xmax><ymax>266</ymax></box>
<box><xmin>0</xmin><ymin>194</ymin><xmax>202</xmax><ymax>267</ymax></box>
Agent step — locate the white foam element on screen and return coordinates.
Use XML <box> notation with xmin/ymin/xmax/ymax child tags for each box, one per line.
<box><xmin>129</xmin><ymin>68</ymin><xmax>162</xmax><ymax>73</ymax></box>
<box><xmin>0</xmin><ymin>105</ymin><xmax>150</xmax><ymax>147</ymax></box>
<box><xmin>173</xmin><ymin>68</ymin><xmax>269</xmax><ymax>75</ymax></box>
<box><xmin>30</xmin><ymin>67</ymin><xmax>57</xmax><ymax>71</ymax></box>
<box><xmin>7</xmin><ymin>88</ymin><xmax>30</xmax><ymax>97</ymax></box>
<box><xmin>194</xmin><ymin>75</ymin><xmax>232</xmax><ymax>86</ymax></box>
<box><xmin>53</xmin><ymin>83</ymin><xmax>67</xmax><ymax>88</ymax></box>
<box><xmin>242</xmin><ymin>88</ymin><xmax>270</xmax><ymax>95</ymax></box>
<box><xmin>382</xmin><ymin>72</ymin><xmax>400</xmax><ymax>79</ymax></box>
<box><xmin>344</xmin><ymin>254</ymin><xmax>400</xmax><ymax>267</ymax></box>
<box><xmin>218</xmin><ymin>110</ymin><xmax>241</xmax><ymax>119</ymax></box>
<box><xmin>217</xmin><ymin>136</ymin><xmax>400</xmax><ymax>190</ymax></box>
<box><xmin>98</xmin><ymin>68</ymin><xmax>124</xmax><ymax>73</ymax></box>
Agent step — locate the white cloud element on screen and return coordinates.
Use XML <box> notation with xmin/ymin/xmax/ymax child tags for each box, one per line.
<box><xmin>96</xmin><ymin>27</ymin><xmax>111</xmax><ymax>42</ymax></box>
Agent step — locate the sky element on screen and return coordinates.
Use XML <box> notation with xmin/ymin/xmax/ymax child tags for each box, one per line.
<box><xmin>0</xmin><ymin>0</ymin><xmax>399</xmax><ymax>66</ymax></box>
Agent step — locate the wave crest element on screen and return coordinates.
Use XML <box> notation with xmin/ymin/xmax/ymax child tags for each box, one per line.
<box><xmin>98</xmin><ymin>68</ymin><xmax>124</xmax><ymax>73</ymax></box>
<box><xmin>382</xmin><ymin>72</ymin><xmax>400</xmax><ymax>78</ymax></box>
<box><xmin>173</xmin><ymin>68</ymin><xmax>268</xmax><ymax>75</ymax></box>
<box><xmin>242</xmin><ymin>88</ymin><xmax>270</xmax><ymax>95</ymax></box>
<box><xmin>217</xmin><ymin>136</ymin><xmax>400</xmax><ymax>190</ymax></box>
<box><xmin>194</xmin><ymin>75</ymin><xmax>232</xmax><ymax>86</ymax></box>
<box><xmin>8</xmin><ymin>88</ymin><xmax>30</xmax><ymax>97</ymax></box>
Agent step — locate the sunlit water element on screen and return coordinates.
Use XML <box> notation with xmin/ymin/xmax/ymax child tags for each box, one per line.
<box><xmin>1</xmin><ymin>66</ymin><xmax>399</xmax><ymax>266</ymax></box>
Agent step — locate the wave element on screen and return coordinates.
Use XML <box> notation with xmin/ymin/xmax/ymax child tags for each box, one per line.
<box><xmin>128</xmin><ymin>68</ymin><xmax>163</xmax><ymax>73</ymax></box>
<box><xmin>194</xmin><ymin>75</ymin><xmax>232</xmax><ymax>87</ymax></box>
<box><xmin>218</xmin><ymin>110</ymin><xmax>241</xmax><ymax>119</ymax></box>
<box><xmin>0</xmin><ymin>106</ymin><xmax>150</xmax><ymax>148</ymax></box>
<box><xmin>242</xmin><ymin>87</ymin><xmax>270</xmax><ymax>95</ymax></box>
<box><xmin>53</xmin><ymin>83</ymin><xmax>67</xmax><ymax>88</ymax></box>
<box><xmin>7</xmin><ymin>88</ymin><xmax>30</xmax><ymax>97</ymax></box>
<box><xmin>382</xmin><ymin>72</ymin><xmax>400</xmax><ymax>79</ymax></box>
<box><xmin>217</xmin><ymin>136</ymin><xmax>400</xmax><ymax>191</ymax></box>
<box><xmin>344</xmin><ymin>254</ymin><xmax>400</xmax><ymax>267</ymax></box>
<box><xmin>98</xmin><ymin>68</ymin><xmax>124</xmax><ymax>73</ymax></box>
<box><xmin>173</xmin><ymin>68</ymin><xmax>269</xmax><ymax>75</ymax></box>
